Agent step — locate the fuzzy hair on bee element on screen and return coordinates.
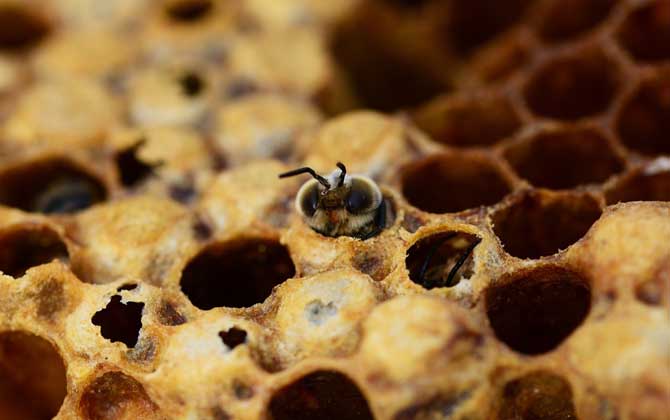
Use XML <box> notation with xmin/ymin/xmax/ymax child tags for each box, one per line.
<box><xmin>279</xmin><ymin>163</ymin><xmax>386</xmax><ymax>239</ymax></box>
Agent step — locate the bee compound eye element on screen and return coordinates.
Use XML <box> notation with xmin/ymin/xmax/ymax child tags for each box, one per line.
<box><xmin>346</xmin><ymin>177</ymin><xmax>380</xmax><ymax>214</ymax></box>
<box><xmin>298</xmin><ymin>181</ymin><xmax>320</xmax><ymax>217</ymax></box>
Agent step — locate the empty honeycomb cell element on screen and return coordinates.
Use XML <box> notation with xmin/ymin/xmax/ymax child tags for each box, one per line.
<box><xmin>219</xmin><ymin>327</ymin><xmax>247</xmax><ymax>350</ymax></box>
<box><xmin>180</xmin><ymin>237</ymin><xmax>296</xmax><ymax>309</ymax></box>
<box><xmin>465</xmin><ymin>31</ymin><xmax>535</xmax><ymax>84</ymax></box>
<box><xmin>485</xmin><ymin>265</ymin><xmax>591</xmax><ymax>354</ymax></box>
<box><xmin>616</xmin><ymin>71</ymin><xmax>670</xmax><ymax>156</ymax></box>
<box><xmin>444</xmin><ymin>0</ymin><xmax>535</xmax><ymax>55</ymax></box>
<box><xmin>406</xmin><ymin>231</ymin><xmax>481</xmax><ymax>289</ymax></box>
<box><xmin>605</xmin><ymin>164</ymin><xmax>670</xmax><ymax>204</ymax></box>
<box><xmin>0</xmin><ymin>224</ymin><xmax>68</xmax><ymax>277</ymax></box>
<box><xmin>401</xmin><ymin>153</ymin><xmax>514</xmax><ymax>214</ymax></box>
<box><xmin>0</xmin><ymin>158</ymin><xmax>107</xmax><ymax>214</ymax></box>
<box><xmin>413</xmin><ymin>93</ymin><xmax>522</xmax><ymax>147</ymax></box>
<box><xmin>617</xmin><ymin>0</ymin><xmax>670</xmax><ymax>63</ymax></box>
<box><xmin>79</xmin><ymin>371</ymin><xmax>160</xmax><ymax>420</ymax></box>
<box><xmin>267</xmin><ymin>370</ymin><xmax>374</xmax><ymax>420</ymax></box>
<box><xmin>0</xmin><ymin>331</ymin><xmax>67</xmax><ymax>420</ymax></box>
<box><xmin>91</xmin><ymin>295</ymin><xmax>145</xmax><ymax>348</ymax></box>
<box><xmin>524</xmin><ymin>49</ymin><xmax>620</xmax><ymax>120</ymax></box>
<box><xmin>503</xmin><ymin>126</ymin><xmax>625</xmax><ymax>189</ymax></box>
<box><xmin>0</xmin><ymin>3</ymin><xmax>51</xmax><ymax>52</ymax></box>
<box><xmin>493</xmin><ymin>371</ymin><xmax>577</xmax><ymax>419</ymax></box>
<box><xmin>165</xmin><ymin>0</ymin><xmax>214</xmax><ymax>23</ymax></box>
<box><xmin>534</xmin><ymin>0</ymin><xmax>616</xmax><ymax>43</ymax></box>
<box><xmin>492</xmin><ymin>191</ymin><xmax>602</xmax><ymax>259</ymax></box>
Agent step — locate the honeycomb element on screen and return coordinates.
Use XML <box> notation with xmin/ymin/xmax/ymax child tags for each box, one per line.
<box><xmin>0</xmin><ymin>0</ymin><xmax>668</xmax><ymax>419</ymax></box>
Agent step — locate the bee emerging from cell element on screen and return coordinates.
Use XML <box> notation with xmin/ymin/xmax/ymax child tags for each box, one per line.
<box><xmin>279</xmin><ymin>162</ymin><xmax>386</xmax><ymax>239</ymax></box>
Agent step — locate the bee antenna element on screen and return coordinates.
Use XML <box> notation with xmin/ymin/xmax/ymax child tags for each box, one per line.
<box><xmin>278</xmin><ymin>167</ymin><xmax>331</xmax><ymax>189</ymax></box>
<box><xmin>336</xmin><ymin>162</ymin><xmax>346</xmax><ymax>187</ymax></box>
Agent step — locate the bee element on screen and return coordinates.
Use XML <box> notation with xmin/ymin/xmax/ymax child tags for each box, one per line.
<box><xmin>279</xmin><ymin>162</ymin><xmax>386</xmax><ymax>239</ymax></box>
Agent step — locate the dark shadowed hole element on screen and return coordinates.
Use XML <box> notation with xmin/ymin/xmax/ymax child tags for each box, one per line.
<box><xmin>0</xmin><ymin>331</ymin><xmax>67</xmax><ymax>420</ymax></box>
<box><xmin>503</xmin><ymin>127</ymin><xmax>625</xmax><ymax>189</ymax></box>
<box><xmin>406</xmin><ymin>231</ymin><xmax>481</xmax><ymax>289</ymax></box>
<box><xmin>535</xmin><ymin>0</ymin><xmax>616</xmax><ymax>43</ymax></box>
<box><xmin>115</xmin><ymin>141</ymin><xmax>156</xmax><ymax>188</ymax></box>
<box><xmin>0</xmin><ymin>225</ymin><xmax>68</xmax><ymax>277</ymax></box>
<box><xmin>444</xmin><ymin>0</ymin><xmax>535</xmax><ymax>55</ymax></box>
<box><xmin>485</xmin><ymin>265</ymin><xmax>591</xmax><ymax>354</ymax></box>
<box><xmin>268</xmin><ymin>370</ymin><xmax>374</xmax><ymax>420</ymax></box>
<box><xmin>0</xmin><ymin>5</ymin><xmax>51</xmax><ymax>52</ymax></box>
<box><xmin>606</xmin><ymin>168</ymin><xmax>670</xmax><ymax>204</ymax></box>
<box><xmin>495</xmin><ymin>371</ymin><xmax>577</xmax><ymax>419</ymax></box>
<box><xmin>219</xmin><ymin>327</ymin><xmax>247</xmax><ymax>350</ymax></box>
<box><xmin>467</xmin><ymin>32</ymin><xmax>534</xmax><ymax>84</ymax></box>
<box><xmin>328</xmin><ymin>17</ymin><xmax>448</xmax><ymax>112</ymax></box>
<box><xmin>383</xmin><ymin>0</ymin><xmax>431</xmax><ymax>8</ymax></box>
<box><xmin>524</xmin><ymin>50</ymin><xmax>620</xmax><ymax>120</ymax></box>
<box><xmin>616</xmin><ymin>72</ymin><xmax>670</xmax><ymax>156</ymax></box>
<box><xmin>401</xmin><ymin>153</ymin><xmax>513</xmax><ymax>213</ymax></box>
<box><xmin>0</xmin><ymin>158</ymin><xmax>107</xmax><ymax>214</ymax></box>
<box><xmin>180</xmin><ymin>238</ymin><xmax>295</xmax><ymax>309</ymax></box>
<box><xmin>79</xmin><ymin>371</ymin><xmax>158</xmax><ymax>420</ymax></box>
<box><xmin>179</xmin><ymin>72</ymin><xmax>205</xmax><ymax>97</ymax></box>
<box><xmin>91</xmin><ymin>295</ymin><xmax>144</xmax><ymax>348</ymax></box>
<box><xmin>165</xmin><ymin>0</ymin><xmax>213</xmax><ymax>22</ymax></box>
<box><xmin>413</xmin><ymin>93</ymin><xmax>521</xmax><ymax>147</ymax></box>
<box><xmin>492</xmin><ymin>191</ymin><xmax>601</xmax><ymax>259</ymax></box>
<box><xmin>617</xmin><ymin>0</ymin><xmax>670</xmax><ymax>63</ymax></box>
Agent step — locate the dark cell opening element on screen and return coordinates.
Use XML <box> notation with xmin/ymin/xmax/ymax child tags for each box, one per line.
<box><xmin>617</xmin><ymin>0</ymin><xmax>670</xmax><ymax>63</ymax></box>
<box><xmin>524</xmin><ymin>50</ymin><xmax>620</xmax><ymax>120</ymax></box>
<box><xmin>503</xmin><ymin>127</ymin><xmax>625</xmax><ymax>189</ymax></box>
<box><xmin>179</xmin><ymin>72</ymin><xmax>205</xmax><ymax>97</ymax></box>
<box><xmin>605</xmin><ymin>168</ymin><xmax>670</xmax><ymax>204</ymax></box>
<box><xmin>0</xmin><ymin>225</ymin><xmax>68</xmax><ymax>277</ymax></box>
<box><xmin>0</xmin><ymin>5</ymin><xmax>51</xmax><ymax>52</ymax></box>
<box><xmin>413</xmin><ymin>93</ymin><xmax>522</xmax><ymax>147</ymax></box>
<box><xmin>492</xmin><ymin>191</ymin><xmax>602</xmax><ymax>259</ymax></box>
<box><xmin>0</xmin><ymin>331</ymin><xmax>67</xmax><ymax>420</ymax></box>
<box><xmin>444</xmin><ymin>0</ymin><xmax>535</xmax><ymax>55</ymax></box>
<box><xmin>535</xmin><ymin>0</ymin><xmax>616</xmax><ymax>43</ymax></box>
<box><xmin>485</xmin><ymin>265</ymin><xmax>591</xmax><ymax>354</ymax></box>
<box><xmin>180</xmin><ymin>237</ymin><xmax>295</xmax><ymax>309</ymax></box>
<box><xmin>268</xmin><ymin>370</ymin><xmax>374</xmax><ymax>420</ymax></box>
<box><xmin>468</xmin><ymin>32</ymin><xmax>534</xmax><ymax>84</ymax></box>
<box><xmin>115</xmin><ymin>141</ymin><xmax>156</xmax><ymax>188</ymax></box>
<box><xmin>495</xmin><ymin>371</ymin><xmax>578</xmax><ymax>419</ymax></box>
<box><xmin>0</xmin><ymin>158</ymin><xmax>107</xmax><ymax>214</ymax></box>
<box><xmin>328</xmin><ymin>17</ymin><xmax>448</xmax><ymax>112</ymax></box>
<box><xmin>79</xmin><ymin>371</ymin><xmax>158</xmax><ymax>420</ymax></box>
<box><xmin>219</xmin><ymin>327</ymin><xmax>247</xmax><ymax>350</ymax></box>
<box><xmin>165</xmin><ymin>0</ymin><xmax>213</xmax><ymax>22</ymax></box>
<box><xmin>635</xmin><ymin>276</ymin><xmax>668</xmax><ymax>307</ymax></box>
<box><xmin>401</xmin><ymin>153</ymin><xmax>513</xmax><ymax>214</ymax></box>
<box><xmin>616</xmin><ymin>72</ymin><xmax>670</xmax><ymax>156</ymax></box>
<box><xmin>383</xmin><ymin>0</ymin><xmax>431</xmax><ymax>8</ymax></box>
<box><xmin>91</xmin><ymin>295</ymin><xmax>144</xmax><ymax>348</ymax></box>
<box><xmin>117</xmin><ymin>284</ymin><xmax>137</xmax><ymax>292</ymax></box>
<box><xmin>406</xmin><ymin>231</ymin><xmax>481</xmax><ymax>289</ymax></box>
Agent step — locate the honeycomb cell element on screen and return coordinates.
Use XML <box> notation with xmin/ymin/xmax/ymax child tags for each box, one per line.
<box><xmin>444</xmin><ymin>0</ymin><xmax>535</xmax><ymax>55</ymax></box>
<box><xmin>165</xmin><ymin>0</ymin><xmax>213</xmax><ymax>23</ymax></box>
<box><xmin>524</xmin><ymin>49</ymin><xmax>620</xmax><ymax>120</ymax></box>
<box><xmin>616</xmin><ymin>71</ymin><xmax>670</xmax><ymax>156</ymax></box>
<box><xmin>180</xmin><ymin>237</ymin><xmax>296</xmax><ymax>309</ymax></box>
<box><xmin>617</xmin><ymin>0</ymin><xmax>670</xmax><ymax>63</ymax></box>
<box><xmin>535</xmin><ymin>0</ymin><xmax>616</xmax><ymax>43</ymax></box>
<box><xmin>0</xmin><ymin>224</ymin><xmax>68</xmax><ymax>277</ymax></box>
<box><xmin>605</xmin><ymin>164</ymin><xmax>670</xmax><ymax>204</ymax></box>
<box><xmin>401</xmin><ymin>153</ymin><xmax>513</xmax><ymax>214</ymax></box>
<box><xmin>485</xmin><ymin>265</ymin><xmax>591</xmax><ymax>354</ymax></box>
<box><xmin>406</xmin><ymin>231</ymin><xmax>481</xmax><ymax>289</ymax></box>
<box><xmin>413</xmin><ymin>93</ymin><xmax>522</xmax><ymax>147</ymax></box>
<box><xmin>91</xmin><ymin>296</ymin><xmax>145</xmax><ymax>348</ymax></box>
<box><xmin>494</xmin><ymin>371</ymin><xmax>577</xmax><ymax>419</ymax></box>
<box><xmin>0</xmin><ymin>158</ymin><xmax>107</xmax><ymax>214</ymax></box>
<box><xmin>492</xmin><ymin>191</ymin><xmax>602</xmax><ymax>259</ymax></box>
<box><xmin>466</xmin><ymin>31</ymin><xmax>534</xmax><ymax>84</ymax></box>
<box><xmin>0</xmin><ymin>3</ymin><xmax>51</xmax><ymax>52</ymax></box>
<box><xmin>79</xmin><ymin>371</ymin><xmax>160</xmax><ymax>420</ymax></box>
<box><xmin>0</xmin><ymin>331</ymin><xmax>67</xmax><ymax>420</ymax></box>
<box><xmin>503</xmin><ymin>126</ymin><xmax>625</xmax><ymax>189</ymax></box>
<box><xmin>267</xmin><ymin>370</ymin><xmax>374</xmax><ymax>420</ymax></box>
